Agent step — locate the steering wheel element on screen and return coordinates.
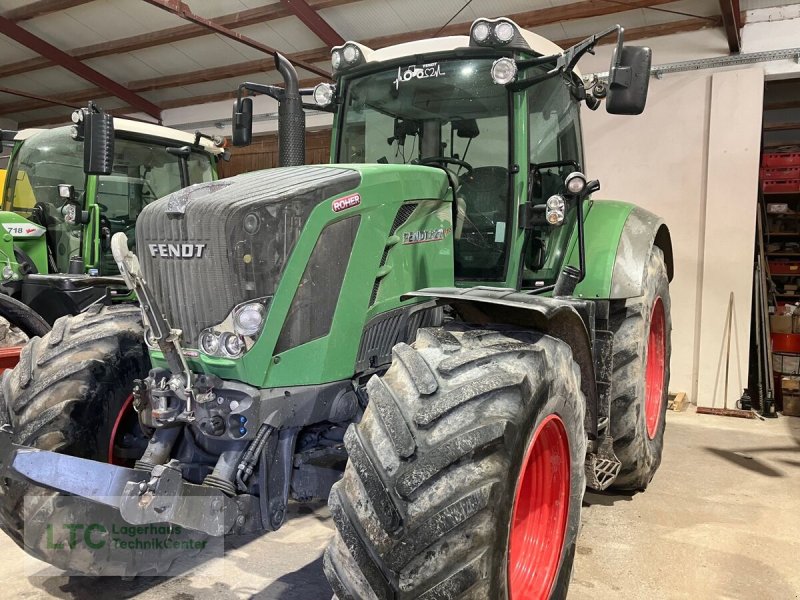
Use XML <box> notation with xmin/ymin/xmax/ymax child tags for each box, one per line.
<box><xmin>418</xmin><ymin>156</ymin><xmax>474</xmax><ymax>177</ymax></box>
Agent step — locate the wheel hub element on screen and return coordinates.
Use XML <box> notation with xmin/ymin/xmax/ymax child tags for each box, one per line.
<box><xmin>508</xmin><ymin>414</ymin><xmax>571</xmax><ymax>600</ymax></box>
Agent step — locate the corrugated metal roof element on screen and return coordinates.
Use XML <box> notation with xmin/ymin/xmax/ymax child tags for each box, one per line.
<box><xmin>0</xmin><ymin>0</ymin><xmax>795</xmax><ymax>128</ymax></box>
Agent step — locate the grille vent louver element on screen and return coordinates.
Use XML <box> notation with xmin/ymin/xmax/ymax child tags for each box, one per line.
<box><xmin>369</xmin><ymin>203</ymin><xmax>418</xmax><ymax>306</ymax></box>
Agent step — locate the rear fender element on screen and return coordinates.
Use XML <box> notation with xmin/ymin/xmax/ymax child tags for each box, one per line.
<box><xmin>403</xmin><ymin>287</ymin><xmax>598</xmax><ymax>437</ymax></box>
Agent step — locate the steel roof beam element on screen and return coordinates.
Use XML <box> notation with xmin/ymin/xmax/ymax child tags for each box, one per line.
<box><xmin>140</xmin><ymin>0</ymin><xmax>331</xmax><ymax>78</ymax></box>
<box><xmin>280</xmin><ymin>0</ymin><xmax>344</xmax><ymax>47</ymax></box>
<box><xmin>0</xmin><ymin>15</ymin><xmax>162</xmax><ymax>120</ymax></box>
<box><xmin>719</xmin><ymin>0</ymin><xmax>742</xmax><ymax>53</ymax></box>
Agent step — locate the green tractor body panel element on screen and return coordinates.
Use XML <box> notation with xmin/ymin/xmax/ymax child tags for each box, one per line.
<box><xmin>146</xmin><ymin>164</ymin><xmax>454</xmax><ymax>389</ymax></box>
<box><xmin>0</xmin><ymin>212</ymin><xmax>49</xmax><ymax>275</ymax></box>
<box><xmin>565</xmin><ymin>200</ymin><xmax>634</xmax><ymax>299</ymax></box>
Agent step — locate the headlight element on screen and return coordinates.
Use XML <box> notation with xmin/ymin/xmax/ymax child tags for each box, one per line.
<box><xmin>221</xmin><ymin>333</ymin><xmax>245</xmax><ymax>358</ymax></box>
<box><xmin>342</xmin><ymin>44</ymin><xmax>359</xmax><ymax>64</ymax></box>
<box><xmin>234</xmin><ymin>302</ymin><xmax>265</xmax><ymax>336</ymax></box>
<box><xmin>313</xmin><ymin>83</ymin><xmax>335</xmax><ymax>107</ymax></box>
<box><xmin>196</xmin><ymin>297</ymin><xmax>271</xmax><ymax>359</ymax></box>
<box><xmin>199</xmin><ymin>330</ymin><xmax>220</xmax><ymax>355</ymax></box>
<box><xmin>331</xmin><ymin>50</ymin><xmax>342</xmax><ymax>70</ymax></box>
<box><xmin>495</xmin><ymin>21</ymin><xmax>515</xmax><ymax>43</ymax></box>
<box><xmin>243</xmin><ymin>212</ymin><xmax>261</xmax><ymax>234</ymax></box>
<box><xmin>490</xmin><ymin>57</ymin><xmax>517</xmax><ymax>85</ymax></box>
<box><xmin>565</xmin><ymin>172</ymin><xmax>588</xmax><ymax>195</ymax></box>
<box><xmin>472</xmin><ymin>21</ymin><xmax>490</xmax><ymax>43</ymax></box>
<box><xmin>2</xmin><ymin>265</ymin><xmax>14</xmax><ymax>280</ymax></box>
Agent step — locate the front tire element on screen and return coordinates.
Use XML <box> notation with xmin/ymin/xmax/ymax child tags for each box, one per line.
<box><xmin>324</xmin><ymin>325</ymin><xmax>586</xmax><ymax>599</ymax></box>
<box><xmin>0</xmin><ymin>304</ymin><xmax>202</xmax><ymax>576</ymax></box>
<box><xmin>608</xmin><ymin>245</ymin><xmax>672</xmax><ymax>491</ymax></box>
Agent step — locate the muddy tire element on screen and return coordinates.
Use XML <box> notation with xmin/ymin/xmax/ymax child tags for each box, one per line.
<box><xmin>324</xmin><ymin>325</ymin><xmax>586</xmax><ymax>599</ymax></box>
<box><xmin>0</xmin><ymin>304</ymin><xmax>203</xmax><ymax>576</ymax></box>
<box><xmin>608</xmin><ymin>246</ymin><xmax>672</xmax><ymax>491</ymax></box>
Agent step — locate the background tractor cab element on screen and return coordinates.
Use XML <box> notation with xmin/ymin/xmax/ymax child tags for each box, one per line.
<box><xmin>0</xmin><ymin>105</ymin><xmax>225</xmax><ymax>325</ymax></box>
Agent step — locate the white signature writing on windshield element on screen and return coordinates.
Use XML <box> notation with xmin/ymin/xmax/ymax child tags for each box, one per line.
<box><xmin>393</xmin><ymin>63</ymin><xmax>446</xmax><ymax>89</ymax></box>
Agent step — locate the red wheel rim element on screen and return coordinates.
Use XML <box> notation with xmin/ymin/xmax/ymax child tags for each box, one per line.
<box><xmin>508</xmin><ymin>414</ymin><xmax>571</xmax><ymax>600</ymax></box>
<box><xmin>644</xmin><ymin>298</ymin><xmax>666</xmax><ymax>440</ymax></box>
<box><xmin>108</xmin><ymin>394</ymin><xmax>135</xmax><ymax>465</ymax></box>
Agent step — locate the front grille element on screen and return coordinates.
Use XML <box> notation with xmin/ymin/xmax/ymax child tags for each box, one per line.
<box><xmin>136</xmin><ymin>166</ymin><xmax>361</xmax><ymax>344</ymax></box>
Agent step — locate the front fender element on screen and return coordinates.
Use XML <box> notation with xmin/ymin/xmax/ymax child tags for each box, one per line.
<box><xmin>567</xmin><ymin>201</ymin><xmax>673</xmax><ymax>300</ymax></box>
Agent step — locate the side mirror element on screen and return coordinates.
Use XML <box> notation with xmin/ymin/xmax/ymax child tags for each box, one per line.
<box><xmin>606</xmin><ymin>45</ymin><xmax>652</xmax><ymax>115</ymax></box>
<box><xmin>80</xmin><ymin>108</ymin><xmax>114</xmax><ymax>175</ymax></box>
<box><xmin>232</xmin><ymin>97</ymin><xmax>253</xmax><ymax>147</ymax></box>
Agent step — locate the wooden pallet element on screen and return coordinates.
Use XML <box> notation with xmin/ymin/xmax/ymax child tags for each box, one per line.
<box><xmin>667</xmin><ymin>392</ymin><xmax>687</xmax><ymax>412</ymax></box>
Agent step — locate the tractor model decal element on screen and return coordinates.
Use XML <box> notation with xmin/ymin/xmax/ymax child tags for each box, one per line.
<box><xmin>2</xmin><ymin>223</ymin><xmax>45</xmax><ymax>238</ymax></box>
<box><xmin>402</xmin><ymin>227</ymin><xmax>451</xmax><ymax>245</ymax></box>
<box><xmin>148</xmin><ymin>243</ymin><xmax>207</xmax><ymax>259</ymax></box>
<box><xmin>332</xmin><ymin>193</ymin><xmax>361</xmax><ymax>212</ymax></box>
<box><xmin>393</xmin><ymin>63</ymin><xmax>446</xmax><ymax>89</ymax></box>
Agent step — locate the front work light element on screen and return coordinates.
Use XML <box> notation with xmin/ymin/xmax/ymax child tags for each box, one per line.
<box><xmin>566</xmin><ymin>172</ymin><xmax>588</xmax><ymax>195</ymax></box>
<box><xmin>491</xmin><ymin>57</ymin><xmax>518</xmax><ymax>85</ymax></box>
<box><xmin>233</xmin><ymin>302</ymin><xmax>265</xmax><ymax>336</ymax></box>
<box><xmin>313</xmin><ymin>83</ymin><xmax>335</xmax><ymax>107</ymax></box>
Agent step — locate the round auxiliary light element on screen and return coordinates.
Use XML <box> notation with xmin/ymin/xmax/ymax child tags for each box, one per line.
<box><xmin>331</xmin><ymin>50</ymin><xmax>342</xmax><ymax>70</ymax></box>
<box><xmin>494</xmin><ymin>21</ymin><xmax>515</xmax><ymax>43</ymax></box>
<box><xmin>472</xmin><ymin>21</ymin><xmax>491</xmax><ymax>43</ymax></box>
<box><xmin>546</xmin><ymin>209</ymin><xmax>565</xmax><ymax>226</ymax></box>
<box><xmin>199</xmin><ymin>330</ymin><xmax>220</xmax><ymax>356</ymax></box>
<box><xmin>243</xmin><ymin>212</ymin><xmax>261</xmax><ymax>235</ymax></box>
<box><xmin>342</xmin><ymin>44</ymin><xmax>359</xmax><ymax>64</ymax></box>
<box><xmin>221</xmin><ymin>332</ymin><xmax>245</xmax><ymax>358</ymax></box>
<box><xmin>234</xmin><ymin>302</ymin><xmax>266</xmax><ymax>337</ymax></box>
<box><xmin>313</xmin><ymin>82</ymin><xmax>335</xmax><ymax>107</ymax></box>
<box><xmin>565</xmin><ymin>172</ymin><xmax>588</xmax><ymax>195</ymax></box>
<box><xmin>2</xmin><ymin>265</ymin><xmax>13</xmax><ymax>281</ymax></box>
<box><xmin>70</xmin><ymin>110</ymin><xmax>82</xmax><ymax>124</ymax></box>
<box><xmin>546</xmin><ymin>194</ymin><xmax>566</xmax><ymax>211</ymax></box>
<box><xmin>490</xmin><ymin>57</ymin><xmax>518</xmax><ymax>85</ymax></box>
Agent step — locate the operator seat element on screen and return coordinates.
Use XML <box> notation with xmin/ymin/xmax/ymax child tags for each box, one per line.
<box><xmin>457</xmin><ymin>166</ymin><xmax>508</xmax><ymax>232</ymax></box>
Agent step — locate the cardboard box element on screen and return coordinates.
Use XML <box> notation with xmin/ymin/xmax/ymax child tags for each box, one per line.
<box><xmin>771</xmin><ymin>314</ymin><xmax>793</xmax><ymax>333</ymax></box>
<box><xmin>783</xmin><ymin>394</ymin><xmax>800</xmax><ymax>417</ymax></box>
<box><xmin>781</xmin><ymin>376</ymin><xmax>800</xmax><ymax>392</ymax></box>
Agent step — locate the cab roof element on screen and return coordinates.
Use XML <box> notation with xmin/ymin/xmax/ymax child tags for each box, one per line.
<box><xmin>15</xmin><ymin>117</ymin><xmax>223</xmax><ymax>155</ymax></box>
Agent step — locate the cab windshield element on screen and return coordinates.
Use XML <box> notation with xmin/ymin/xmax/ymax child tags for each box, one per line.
<box><xmin>4</xmin><ymin>127</ymin><xmax>214</xmax><ymax>274</ymax></box>
<box><xmin>338</xmin><ymin>57</ymin><xmax>511</xmax><ymax>280</ymax></box>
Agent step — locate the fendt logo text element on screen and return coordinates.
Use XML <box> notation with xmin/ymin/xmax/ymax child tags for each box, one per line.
<box><xmin>148</xmin><ymin>243</ymin><xmax>207</xmax><ymax>259</ymax></box>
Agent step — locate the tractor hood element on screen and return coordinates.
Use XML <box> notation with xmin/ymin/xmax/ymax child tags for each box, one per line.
<box><xmin>136</xmin><ymin>165</ymin><xmax>361</xmax><ymax>343</ymax></box>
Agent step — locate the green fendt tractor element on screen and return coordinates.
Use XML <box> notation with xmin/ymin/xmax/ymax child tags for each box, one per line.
<box><xmin>0</xmin><ymin>19</ymin><xmax>671</xmax><ymax>599</ymax></box>
<box><xmin>0</xmin><ymin>106</ymin><xmax>224</xmax><ymax>336</ymax></box>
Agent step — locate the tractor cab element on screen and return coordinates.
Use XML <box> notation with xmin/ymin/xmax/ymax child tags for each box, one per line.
<box><xmin>302</xmin><ymin>19</ymin><xmax>651</xmax><ymax>292</ymax></box>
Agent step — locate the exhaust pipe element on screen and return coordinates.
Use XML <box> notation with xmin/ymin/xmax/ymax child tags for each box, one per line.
<box><xmin>232</xmin><ymin>53</ymin><xmax>306</xmax><ymax>167</ymax></box>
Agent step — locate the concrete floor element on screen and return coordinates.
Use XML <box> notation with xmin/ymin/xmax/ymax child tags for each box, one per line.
<box><xmin>1</xmin><ymin>409</ymin><xmax>798</xmax><ymax>599</ymax></box>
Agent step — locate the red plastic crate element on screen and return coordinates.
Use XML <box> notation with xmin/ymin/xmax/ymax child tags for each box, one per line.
<box><xmin>763</xmin><ymin>152</ymin><xmax>800</xmax><ymax>168</ymax></box>
<box><xmin>761</xmin><ymin>166</ymin><xmax>800</xmax><ymax>181</ymax></box>
<box><xmin>770</xmin><ymin>262</ymin><xmax>800</xmax><ymax>275</ymax></box>
<box><xmin>763</xmin><ymin>179</ymin><xmax>800</xmax><ymax>194</ymax></box>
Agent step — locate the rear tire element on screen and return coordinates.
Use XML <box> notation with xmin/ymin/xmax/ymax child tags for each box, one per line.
<box><xmin>0</xmin><ymin>304</ymin><xmax>202</xmax><ymax>576</ymax></box>
<box><xmin>324</xmin><ymin>324</ymin><xmax>586</xmax><ymax>599</ymax></box>
<box><xmin>608</xmin><ymin>246</ymin><xmax>672</xmax><ymax>491</ymax></box>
